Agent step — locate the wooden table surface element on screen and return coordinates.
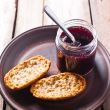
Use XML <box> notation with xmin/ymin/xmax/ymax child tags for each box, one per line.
<box><xmin>0</xmin><ymin>0</ymin><xmax>110</xmax><ymax>110</ymax></box>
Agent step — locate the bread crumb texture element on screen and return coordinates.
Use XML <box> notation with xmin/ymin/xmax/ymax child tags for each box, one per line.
<box><xmin>4</xmin><ymin>55</ymin><xmax>51</xmax><ymax>90</ymax></box>
<box><xmin>30</xmin><ymin>72</ymin><xmax>86</xmax><ymax>100</ymax></box>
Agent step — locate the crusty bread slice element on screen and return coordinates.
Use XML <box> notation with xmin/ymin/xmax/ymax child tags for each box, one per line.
<box><xmin>30</xmin><ymin>72</ymin><xmax>86</xmax><ymax>100</ymax></box>
<box><xmin>4</xmin><ymin>55</ymin><xmax>51</xmax><ymax>90</ymax></box>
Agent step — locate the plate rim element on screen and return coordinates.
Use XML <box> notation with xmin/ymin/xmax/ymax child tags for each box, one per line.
<box><xmin>0</xmin><ymin>25</ymin><xmax>110</xmax><ymax>110</ymax></box>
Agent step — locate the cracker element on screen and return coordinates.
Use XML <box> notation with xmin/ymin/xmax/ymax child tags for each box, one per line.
<box><xmin>4</xmin><ymin>55</ymin><xmax>51</xmax><ymax>90</ymax></box>
<box><xmin>30</xmin><ymin>72</ymin><xmax>86</xmax><ymax>100</ymax></box>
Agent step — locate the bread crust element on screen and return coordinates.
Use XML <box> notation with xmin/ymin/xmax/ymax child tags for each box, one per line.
<box><xmin>4</xmin><ymin>55</ymin><xmax>51</xmax><ymax>90</ymax></box>
<box><xmin>30</xmin><ymin>72</ymin><xmax>86</xmax><ymax>100</ymax></box>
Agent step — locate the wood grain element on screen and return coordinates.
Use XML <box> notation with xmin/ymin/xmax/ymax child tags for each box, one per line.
<box><xmin>0</xmin><ymin>95</ymin><xmax>3</xmax><ymax>110</ymax></box>
<box><xmin>90</xmin><ymin>0</ymin><xmax>110</xmax><ymax>110</ymax></box>
<box><xmin>43</xmin><ymin>0</ymin><xmax>91</xmax><ymax>25</ymax></box>
<box><xmin>0</xmin><ymin>0</ymin><xmax>16</xmax><ymax>54</ymax></box>
<box><xmin>90</xmin><ymin>0</ymin><xmax>110</xmax><ymax>53</ymax></box>
<box><xmin>5</xmin><ymin>105</ymin><xmax>13</xmax><ymax>110</ymax></box>
<box><xmin>15</xmin><ymin>0</ymin><xmax>43</xmax><ymax>37</ymax></box>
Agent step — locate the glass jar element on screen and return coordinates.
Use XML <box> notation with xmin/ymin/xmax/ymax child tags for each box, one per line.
<box><xmin>55</xmin><ymin>19</ymin><xmax>97</xmax><ymax>75</ymax></box>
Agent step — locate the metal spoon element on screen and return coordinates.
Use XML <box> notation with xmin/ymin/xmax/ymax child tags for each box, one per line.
<box><xmin>44</xmin><ymin>5</ymin><xmax>81</xmax><ymax>46</ymax></box>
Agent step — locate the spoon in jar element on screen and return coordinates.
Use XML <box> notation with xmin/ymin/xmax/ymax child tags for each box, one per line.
<box><xmin>44</xmin><ymin>5</ymin><xmax>81</xmax><ymax>47</ymax></box>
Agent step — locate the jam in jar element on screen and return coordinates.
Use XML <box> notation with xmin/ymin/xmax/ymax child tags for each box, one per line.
<box><xmin>55</xmin><ymin>19</ymin><xmax>97</xmax><ymax>75</ymax></box>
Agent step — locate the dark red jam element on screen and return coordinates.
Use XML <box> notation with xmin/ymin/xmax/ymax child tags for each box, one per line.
<box><xmin>56</xmin><ymin>26</ymin><xmax>96</xmax><ymax>75</ymax></box>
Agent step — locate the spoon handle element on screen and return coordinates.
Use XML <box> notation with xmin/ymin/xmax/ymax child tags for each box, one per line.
<box><xmin>44</xmin><ymin>5</ymin><xmax>76</xmax><ymax>42</ymax></box>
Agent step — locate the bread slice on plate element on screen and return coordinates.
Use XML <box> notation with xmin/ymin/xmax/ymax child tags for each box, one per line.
<box><xmin>30</xmin><ymin>72</ymin><xmax>86</xmax><ymax>100</ymax></box>
<box><xmin>4</xmin><ymin>55</ymin><xmax>51</xmax><ymax>90</ymax></box>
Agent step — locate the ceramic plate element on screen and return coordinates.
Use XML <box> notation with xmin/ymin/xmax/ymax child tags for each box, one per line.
<box><xmin>0</xmin><ymin>26</ymin><xmax>110</xmax><ymax>110</ymax></box>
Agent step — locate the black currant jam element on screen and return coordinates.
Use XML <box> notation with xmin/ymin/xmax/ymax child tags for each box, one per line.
<box><xmin>55</xmin><ymin>20</ymin><xmax>97</xmax><ymax>75</ymax></box>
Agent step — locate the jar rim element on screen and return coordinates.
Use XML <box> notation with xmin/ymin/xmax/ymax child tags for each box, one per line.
<box><xmin>56</xmin><ymin>19</ymin><xmax>97</xmax><ymax>51</ymax></box>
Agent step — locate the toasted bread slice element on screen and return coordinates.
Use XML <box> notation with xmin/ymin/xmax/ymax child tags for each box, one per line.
<box><xmin>30</xmin><ymin>72</ymin><xmax>86</xmax><ymax>100</ymax></box>
<box><xmin>4</xmin><ymin>55</ymin><xmax>51</xmax><ymax>90</ymax></box>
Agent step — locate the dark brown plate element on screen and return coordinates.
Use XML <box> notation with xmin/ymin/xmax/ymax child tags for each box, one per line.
<box><xmin>0</xmin><ymin>25</ymin><xmax>110</xmax><ymax>110</ymax></box>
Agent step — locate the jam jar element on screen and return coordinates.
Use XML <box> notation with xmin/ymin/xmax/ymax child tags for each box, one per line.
<box><xmin>55</xmin><ymin>19</ymin><xmax>97</xmax><ymax>75</ymax></box>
